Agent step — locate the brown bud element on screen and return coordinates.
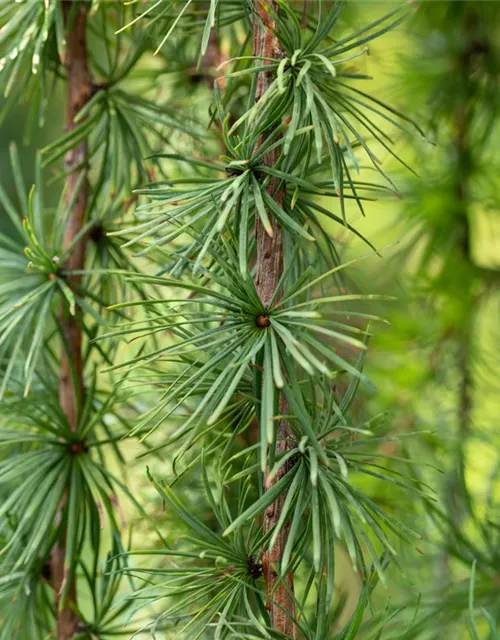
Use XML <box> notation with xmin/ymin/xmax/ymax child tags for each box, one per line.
<box><xmin>256</xmin><ymin>314</ymin><xmax>271</xmax><ymax>328</ymax></box>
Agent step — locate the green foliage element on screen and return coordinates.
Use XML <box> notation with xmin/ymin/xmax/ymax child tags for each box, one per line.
<box><xmin>0</xmin><ymin>373</ymin><xmax>139</xmax><ymax>591</ymax></box>
<box><xmin>1</xmin><ymin>0</ymin><xmax>498</xmax><ymax>638</ymax></box>
<box><xmin>0</xmin><ymin>147</ymin><xmax>73</xmax><ymax>397</ymax></box>
<box><xmin>42</xmin><ymin>21</ymin><xmax>200</xmax><ymax>199</ymax></box>
<box><xmin>101</xmin><ymin>2</ymin><xmax>425</xmax><ymax>636</ymax></box>
<box><xmin>0</xmin><ymin>0</ymin><xmax>64</xmax><ymax>130</ymax></box>
<box><xmin>0</xmin><ymin>145</ymin><xmax>156</xmax><ymax>396</ymax></box>
<box><xmin>358</xmin><ymin>2</ymin><xmax>500</xmax><ymax>637</ymax></box>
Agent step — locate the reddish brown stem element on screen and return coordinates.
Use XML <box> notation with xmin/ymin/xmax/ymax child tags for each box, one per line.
<box><xmin>50</xmin><ymin>3</ymin><xmax>91</xmax><ymax>638</ymax></box>
<box><xmin>253</xmin><ymin>2</ymin><xmax>297</xmax><ymax>637</ymax></box>
<box><xmin>60</xmin><ymin>0</ymin><xmax>90</xmax><ymax>428</ymax></box>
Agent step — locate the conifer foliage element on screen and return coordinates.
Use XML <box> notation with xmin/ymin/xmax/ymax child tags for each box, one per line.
<box><xmin>384</xmin><ymin>3</ymin><xmax>500</xmax><ymax>634</ymax></box>
<box><xmin>0</xmin><ymin>1</ymin><xmax>431</xmax><ymax>639</ymax></box>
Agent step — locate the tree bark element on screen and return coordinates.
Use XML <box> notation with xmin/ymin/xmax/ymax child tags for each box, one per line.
<box><xmin>253</xmin><ymin>2</ymin><xmax>298</xmax><ymax>637</ymax></box>
<box><xmin>50</xmin><ymin>3</ymin><xmax>91</xmax><ymax>638</ymax></box>
<box><xmin>59</xmin><ymin>0</ymin><xmax>90</xmax><ymax>425</ymax></box>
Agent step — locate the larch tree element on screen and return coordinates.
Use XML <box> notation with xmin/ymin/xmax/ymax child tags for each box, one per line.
<box><xmin>0</xmin><ymin>2</ymin><xmax>437</xmax><ymax>639</ymax></box>
<box><xmin>379</xmin><ymin>2</ymin><xmax>500</xmax><ymax>634</ymax></box>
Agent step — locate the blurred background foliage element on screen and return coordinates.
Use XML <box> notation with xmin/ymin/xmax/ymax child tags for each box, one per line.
<box><xmin>0</xmin><ymin>1</ymin><xmax>499</xmax><ymax>638</ymax></box>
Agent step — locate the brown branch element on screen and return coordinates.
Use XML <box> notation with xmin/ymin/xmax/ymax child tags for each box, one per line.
<box><xmin>301</xmin><ymin>0</ymin><xmax>308</xmax><ymax>29</ymax></box>
<box><xmin>50</xmin><ymin>3</ymin><xmax>91</xmax><ymax>639</ymax></box>
<box><xmin>252</xmin><ymin>2</ymin><xmax>298</xmax><ymax>637</ymax></box>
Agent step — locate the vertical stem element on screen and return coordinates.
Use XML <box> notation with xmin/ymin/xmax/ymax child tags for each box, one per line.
<box><xmin>252</xmin><ymin>2</ymin><xmax>297</xmax><ymax>636</ymax></box>
<box><xmin>453</xmin><ymin>4</ymin><xmax>477</xmax><ymax>498</ymax></box>
<box><xmin>59</xmin><ymin>1</ymin><xmax>90</xmax><ymax>424</ymax></box>
<box><xmin>440</xmin><ymin>4</ymin><xmax>478</xmax><ymax>590</ymax></box>
<box><xmin>50</xmin><ymin>3</ymin><xmax>91</xmax><ymax>638</ymax></box>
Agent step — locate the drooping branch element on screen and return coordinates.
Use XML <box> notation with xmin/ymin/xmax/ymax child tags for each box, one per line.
<box><xmin>50</xmin><ymin>2</ymin><xmax>91</xmax><ymax>639</ymax></box>
<box><xmin>252</xmin><ymin>2</ymin><xmax>297</xmax><ymax>637</ymax></box>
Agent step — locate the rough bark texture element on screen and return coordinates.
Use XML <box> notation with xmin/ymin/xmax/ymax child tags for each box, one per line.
<box><xmin>253</xmin><ymin>2</ymin><xmax>298</xmax><ymax>637</ymax></box>
<box><xmin>59</xmin><ymin>0</ymin><xmax>90</xmax><ymax>426</ymax></box>
<box><xmin>50</xmin><ymin>3</ymin><xmax>91</xmax><ymax>639</ymax></box>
